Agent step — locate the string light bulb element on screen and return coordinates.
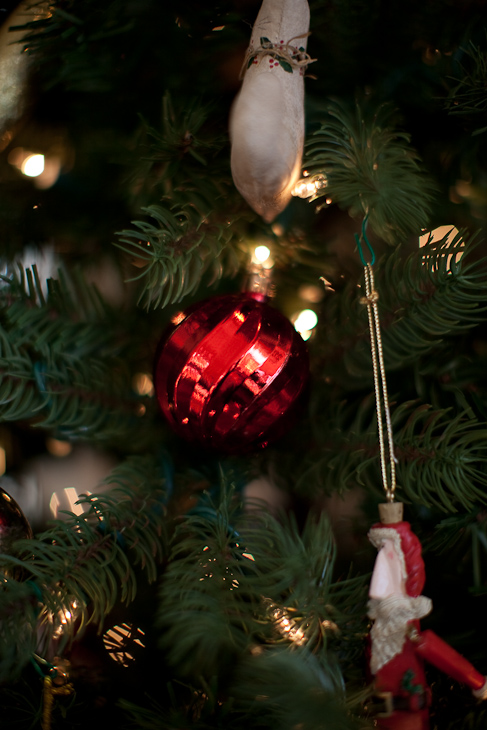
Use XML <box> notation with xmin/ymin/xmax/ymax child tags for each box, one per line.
<box><xmin>292</xmin><ymin>309</ymin><xmax>318</xmax><ymax>341</ymax></box>
<box><xmin>251</xmin><ymin>244</ymin><xmax>274</xmax><ymax>268</ymax></box>
<box><xmin>21</xmin><ymin>153</ymin><xmax>44</xmax><ymax>177</ymax></box>
<box><xmin>8</xmin><ymin>147</ymin><xmax>62</xmax><ymax>189</ymax></box>
<box><xmin>246</xmin><ymin>243</ymin><xmax>275</xmax><ymax>298</ymax></box>
<box><xmin>292</xmin><ymin>173</ymin><xmax>327</xmax><ymax>200</ymax></box>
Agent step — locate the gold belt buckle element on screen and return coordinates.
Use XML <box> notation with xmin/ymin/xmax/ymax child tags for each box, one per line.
<box><xmin>375</xmin><ymin>691</ymin><xmax>394</xmax><ymax>718</ymax></box>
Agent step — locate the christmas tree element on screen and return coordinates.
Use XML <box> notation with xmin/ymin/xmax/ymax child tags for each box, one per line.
<box><xmin>1</xmin><ymin>0</ymin><xmax>487</xmax><ymax>728</ymax></box>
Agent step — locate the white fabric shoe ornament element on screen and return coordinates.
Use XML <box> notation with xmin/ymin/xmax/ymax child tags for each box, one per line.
<box><xmin>229</xmin><ymin>0</ymin><xmax>315</xmax><ymax>223</ymax></box>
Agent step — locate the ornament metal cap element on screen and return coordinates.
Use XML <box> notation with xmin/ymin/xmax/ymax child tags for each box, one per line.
<box><xmin>378</xmin><ymin>501</ymin><xmax>403</xmax><ymax>524</ymax></box>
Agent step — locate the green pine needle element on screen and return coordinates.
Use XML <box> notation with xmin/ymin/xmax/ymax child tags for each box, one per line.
<box><xmin>116</xmin><ymin>204</ymin><xmax>242</xmax><ymax>309</ymax></box>
<box><xmin>314</xmin><ymin>228</ymin><xmax>487</xmax><ymax>385</ymax></box>
<box><xmin>0</xmin><ymin>456</ymin><xmax>167</xmax><ymax>682</ymax></box>
<box><xmin>304</xmin><ymin>99</ymin><xmax>437</xmax><ymax>244</ymax></box>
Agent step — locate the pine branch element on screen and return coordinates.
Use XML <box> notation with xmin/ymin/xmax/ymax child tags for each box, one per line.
<box><xmin>428</xmin><ymin>511</ymin><xmax>487</xmax><ymax>593</ymax></box>
<box><xmin>115</xmin><ymin>204</ymin><xmax>243</xmax><ymax>309</ymax></box>
<box><xmin>157</xmin><ymin>486</ymin><xmax>259</xmax><ymax>678</ymax></box>
<box><xmin>303</xmin><ymin>98</ymin><xmax>436</xmax><ymax>244</ymax></box>
<box><xmin>131</xmin><ymin>92</ymin><xmax>231</xmax><ymax>210</ymax></box>
<box><xmin>0</xmin><ymin>265</ymin><xmax>152</xmax><ymax>442</ymax></box>
<box><xmin>0</xmin><ymin>456</ymin><xmax>168</xmax><ymax>682</ymax></box>
<box><xmin>445</xmin><ymin>37</ymin><xmax>487</xmax><ymax>135</ymax></box>
<box><xmin>314</xmin><ymin>229</ymin><xmax>487</xmax><ymax>386</ymax></box>
<box><xmin>12</xmin><ymin>0</ymin><xmax>136</xmax><ymax>93</ymax></box>
<box><xmin>231</xmin><ymin>647</ymin><xmax>364</xmax><ymax>730</ymax></box>
<box><xmin>0</xmin><ymin>580</ymin><xmax>40</xmax><ymax>683</ymax></box>
<box><xmin>158</xmin><ymin>483</ymin><xmax>367</xmax><ymax>682</ymax></box>
<box><xmin>302</xmin><ymin>398</ymin><xmax>487</xmax><ymax>513</ymax></box>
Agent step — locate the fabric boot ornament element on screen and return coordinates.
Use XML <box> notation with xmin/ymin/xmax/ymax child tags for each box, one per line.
<box><xmin>229</xmin><ymin>0</ymin><xmax>315</xmax><ymax>222</ymax></box>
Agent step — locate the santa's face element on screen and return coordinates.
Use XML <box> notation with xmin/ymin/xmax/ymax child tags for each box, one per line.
<box><xmin>369</xmin><ymin>537</ymin><xmax>406</xmax><ymax>600</ymax></box>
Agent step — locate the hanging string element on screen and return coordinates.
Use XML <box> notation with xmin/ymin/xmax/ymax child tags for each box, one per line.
<box><xmin>356</xmin><ymin>220</ymin><xmax>397</xmax><ymax>502</ymax></box>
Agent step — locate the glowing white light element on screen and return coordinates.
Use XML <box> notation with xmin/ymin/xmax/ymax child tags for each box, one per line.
<box><xmin>251</xmin><ymin>244</ymin><xmax>274</xmax><ymax>269</ymax></box>
<box><xmin>254</xmin><ymin>245</ymin><xmax>271</xmax><ymax>263</ymax></box>
<box><xmin>292</xmin><ymin>174</ymin><xmax>327</xmax><ymax>199</ymax></box>
<box><xmin>293</xmin><ymin>309</ymin><xmax>318</xmax><ymax>341</ymax></box>
<box><xmin>21</xmin><ymin>154</ymin><xmax>45</xmax><ymax>177</ymax></box>
<box><xmin>293</xmin><ymin>309</ymin><xmax>318</xmax><ymax>333</ymax></box>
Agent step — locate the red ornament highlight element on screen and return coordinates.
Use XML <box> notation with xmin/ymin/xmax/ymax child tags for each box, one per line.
<box><xmin>154</xmin><ymin>293</ymin><xmax>309</xmax><ymax>453</ymax></box>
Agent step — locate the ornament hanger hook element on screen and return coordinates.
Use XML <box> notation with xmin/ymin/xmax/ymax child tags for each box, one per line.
<box><xmin>355</xmin><ymin>215</ymin><xmax>375</xmax><ymax>266</ymax></box>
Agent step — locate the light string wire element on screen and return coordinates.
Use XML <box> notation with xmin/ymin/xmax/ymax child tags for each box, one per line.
<box><xmin>356</xmin><ymin>221</ymin><xmax>397</xmax><ymax>502</ymax></box>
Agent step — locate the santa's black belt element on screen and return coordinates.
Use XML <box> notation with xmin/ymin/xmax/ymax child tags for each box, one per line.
<box><xmin>368</xmin><ymin>690</ymin><xmax>429</xmax><ymax>717</ymax></box>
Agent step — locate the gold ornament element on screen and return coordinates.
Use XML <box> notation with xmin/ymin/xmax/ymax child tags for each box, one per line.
<box><xmin>41</xmin><ymin>659</ymin><xmax>74</xmax><ymax>730</ymax></box>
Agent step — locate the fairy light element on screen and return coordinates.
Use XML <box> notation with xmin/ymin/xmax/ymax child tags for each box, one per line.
<box><xmin>264</xmin><ymin>600</ymin><xmax>307</xmax><ymax>645</ymax></box>
<box><xmin>247</xmin><ymin>243</ymin><xmax>275</xmax><ymax>298</ymax></box>
<box><xmin>292</xmin><ymin>173</ymin><xmax>327</xmax><ymax>200</ymax></box>
<box><xmin>251</xmin><ymin>244</ymin><xmax>274</xmax><ymax>269</ymax></box>
<box><xmin>8</xmin><ymin>147</ymin><xmax>62</xmax><ymax>188</ymax></box>
<box><xmin>133</xmin><ymin>372</ymin><xmax>154</xmax><ymax>397</ymax></box>
<box><xmin>21</xmin><ymin>153</ymin><xmax>45</xmax><ymax>177</ymax></box>
<box><xmin>253</xmin><ymin>245</ymin><xmax>271</xmax><ymax>264</ymax></box>
<box><xmin>292</xmin><ymin>309</ymin><xmax>318</xmax><ymax>341</ymax></box>
<box><xmin>51</xmin><ymin>598</ymin><xmax>80</xmax><ymax>639</ymax></box>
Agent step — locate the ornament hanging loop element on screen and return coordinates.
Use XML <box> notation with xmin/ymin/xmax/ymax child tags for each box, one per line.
<box><xmin>355</xmin><ymin>216</ymin><xmax>375</xmax><ymax>267</ymax></box>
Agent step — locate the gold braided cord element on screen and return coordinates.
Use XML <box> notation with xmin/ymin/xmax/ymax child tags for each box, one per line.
<box><xmin>42</xmin><ymin>674</ymin><xmax>75</xmax><ymax>730</ymax></box>
<box><xmin>239</xmin><ymin>32</ymin><xmax>317</xmax><ymax>80</ymax></box>
<box><xmin>361</xmin><ymin>263</ymin><xmax>397</xmax><ymax>502</ymax></box>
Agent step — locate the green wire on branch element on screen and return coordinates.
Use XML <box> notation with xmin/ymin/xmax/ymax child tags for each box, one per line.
<box><xmin>304</xmin><ymin>99</ymin><xmax>437</xmax><ymax>244</ymax></box>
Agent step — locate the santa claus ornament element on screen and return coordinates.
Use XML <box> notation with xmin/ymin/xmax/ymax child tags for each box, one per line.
<box><xmin>355</xmin><ymin>234</ymin><xmax>487</xmax><ymax>729</ymax></box>
<box><xmin>153</xmin><ymin>287</ymin><xmax>309</xmax><ymax>454</ymax></box>
<box><xmin>229</xmin><ymin>0</ymin><xmax>316</xmax><ymax>222</ymax></box>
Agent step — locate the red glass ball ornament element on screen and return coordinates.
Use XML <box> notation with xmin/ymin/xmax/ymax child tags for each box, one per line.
<box><xmin>154</xmin><ymin>292</ymin><xmax>309</xmax><ymax>454</ymax></box>
<box><xmin>0</xmin><ymin>486</ymin><xmax>33</xmax><ymax>578</ymax></box>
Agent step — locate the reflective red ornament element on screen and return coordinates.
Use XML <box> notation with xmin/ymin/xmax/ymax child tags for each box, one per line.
<box><xmin>154</xmin><ymin>293</ymin><xmax>309</xmax><ymax>453</ymax></box>
<box><xmin>0</xmin><ymin>486</ymin><xmax>33</xmax><ymax>579</ymax></box>
<box><xmin>0</xmin><ymin>486</ymin><xmax>32</xmax><ymax>549</ymax></box>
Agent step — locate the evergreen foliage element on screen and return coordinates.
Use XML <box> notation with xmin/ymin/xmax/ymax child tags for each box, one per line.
<box><xmin>304</xmin><ymin>99</ymin><xmax>437</xmax><ymax>244</ymax></box>
<box><xmin>0</xmin><ymin>265</ymin><xmax>150</xmax><ymax>443</ymax></box>
<box><xmin>0</xmin><ymin>456</ymin><xmax>167</xmax><ymax>682</ymax></box>
<box><xmin>0</xmin><ymin>0</ymin><xmax>486</xmax><ymax>728</ymax></box>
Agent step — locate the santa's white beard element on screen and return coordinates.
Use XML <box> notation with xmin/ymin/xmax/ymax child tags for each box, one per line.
<box><xmin>368</xmin><ymin>595</ymin><xmax>433</xmax><ymax>674</ymax></box>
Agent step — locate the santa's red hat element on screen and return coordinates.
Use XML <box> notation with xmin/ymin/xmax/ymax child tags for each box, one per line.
<box><xmin>368</xmin><ymin>521</ymin><xmax>425</xmax><ymax>597</ymax></box>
